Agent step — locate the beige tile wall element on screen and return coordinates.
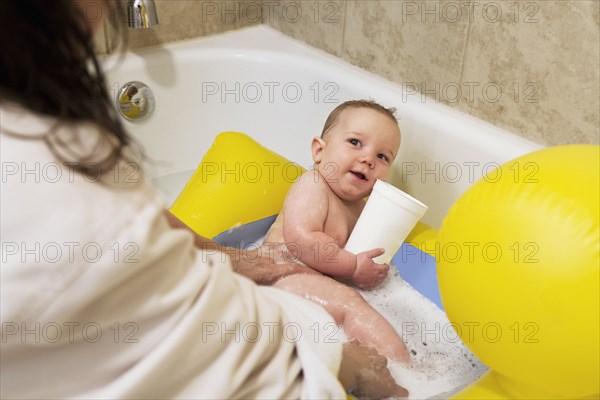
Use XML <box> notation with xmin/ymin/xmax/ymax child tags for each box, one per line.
<box><xmin>98</xmin><ymin>0</ymin><xmax>599</xmax><ymax>145</ymax></box>
<box><xmin>269</xmin><ymin>0</ymin><xmax>599</xmax><ymax>146</ymax></box>
<box><xmin>458</xmin><ymin>0</ymin><xmax>599</xmax><ymax>145</ymax></box>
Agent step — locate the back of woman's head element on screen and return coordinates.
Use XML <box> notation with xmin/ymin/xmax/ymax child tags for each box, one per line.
<box><xmin>0</xmin><ymin>0</ymin><xmax>136</xmax><ymax>178</ymax></box>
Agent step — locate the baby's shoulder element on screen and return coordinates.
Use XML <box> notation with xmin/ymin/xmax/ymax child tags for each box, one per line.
<box><xmin>287</xmin><ymin>170</ymin><xmax>331</xmax><ymax>205</ymax></box>
<box><xmin>297</xmin><ymin>169</ymin><xmax>319</xmax><ymax>182</ymax></box>
<box><xmin>293</xmin><ymin>170</ymin><xmax>326</xmax><ymax>190</ymax></box>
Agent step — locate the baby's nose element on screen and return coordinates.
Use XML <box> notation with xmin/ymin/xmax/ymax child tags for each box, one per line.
<box><xmin>361</xmin><ymin>153</ymin><xmax>375</xmax><ymax>167</ymax></box>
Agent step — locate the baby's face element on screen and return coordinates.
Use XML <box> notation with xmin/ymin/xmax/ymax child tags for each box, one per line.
<box><xmin>313</xmin><ymin>107</ymin><xmax>401</xmax><ymax>202</ymax></box>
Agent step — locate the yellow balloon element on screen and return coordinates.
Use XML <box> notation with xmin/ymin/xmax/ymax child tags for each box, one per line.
<box><xmin>438</xmin><ymin>145</ymin><xmax>599</xmax><ymax>399</ymax></box>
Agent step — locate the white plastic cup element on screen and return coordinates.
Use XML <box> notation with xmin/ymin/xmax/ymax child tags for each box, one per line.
<box><xmin>345</xmin><ymin>179</ymin><xmax>429</xmax><ymax>264</ymax></box>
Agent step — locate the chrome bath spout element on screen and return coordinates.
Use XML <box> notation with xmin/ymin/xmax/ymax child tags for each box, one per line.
<box><xmin>127</xmin><ymin>0</ymin><xmax>158</xmax><ymax>28</ymax></box>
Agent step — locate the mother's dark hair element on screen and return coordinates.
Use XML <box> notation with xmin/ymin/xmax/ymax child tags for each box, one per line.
<box><xmin>0</xmin><ymin>0</ymin><xmax>137</xmax><ymax>177</ymax></box>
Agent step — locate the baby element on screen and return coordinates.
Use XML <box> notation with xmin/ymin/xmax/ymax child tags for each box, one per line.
<box><xmin>266</xmin><ymin>100</ymin><xmax>410</xmax><ymax>365</ymax></box>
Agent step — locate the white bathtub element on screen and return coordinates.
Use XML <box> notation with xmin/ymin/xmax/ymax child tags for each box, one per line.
<box><xmin>103</xmin><ymin>25</ymin><xmax>551</xmax><ymax>398</ymax></box>
<box><xmin>104</xmin><ymin>25</ymin><xmax>542</xmax><ymax>228</ymax></box>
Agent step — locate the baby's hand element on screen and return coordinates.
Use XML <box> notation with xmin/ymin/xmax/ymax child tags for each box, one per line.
<box><xmin>351</xmin><ymin>248</ymin><xmax>389</xmax><ymax>290</ymax></box>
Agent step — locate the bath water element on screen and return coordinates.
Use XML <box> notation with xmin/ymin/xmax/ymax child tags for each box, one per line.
<box><xmin>358</xmin><ymin>270</ymin><xmax>487</xmax><ymax>399</ymax></box>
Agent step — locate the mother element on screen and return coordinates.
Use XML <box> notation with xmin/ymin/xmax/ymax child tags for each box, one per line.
<box><xmin>0</xmin><ymin>0</ymin><xmax>406</xmax><ymax>398</ymax></box>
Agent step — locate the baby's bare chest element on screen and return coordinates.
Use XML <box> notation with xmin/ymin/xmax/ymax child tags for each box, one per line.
<box><xmin>322</xmin><ymin>198</ymin><xmax>362</xmax><ymax>247</ymax></box>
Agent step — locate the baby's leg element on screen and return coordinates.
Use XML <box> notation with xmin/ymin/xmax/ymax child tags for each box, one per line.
<box><xmin>274</xmin><ymin>274</ymin><xmax>410</xmax><ymax>364</ymax></box>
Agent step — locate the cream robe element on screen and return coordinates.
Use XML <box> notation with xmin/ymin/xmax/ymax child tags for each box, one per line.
<box><xmin>0</xmin><ymin>104</ymin><xmax>345</xmax><ymax>399</ymax></box>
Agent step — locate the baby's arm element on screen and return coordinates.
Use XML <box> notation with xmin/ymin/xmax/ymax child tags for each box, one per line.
<box><xmin>282</xmin><ymin>172</ymin><xmax>388</xmax><ymax>288</ymax></box>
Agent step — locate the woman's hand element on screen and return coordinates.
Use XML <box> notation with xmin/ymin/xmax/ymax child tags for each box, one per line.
<box><xmin>338</xmin><ymin>342</ymin><xmax>408</xmax><ymax>399</ymax></box>
<box><xmin>223</xmin><ymin>244</ymin><xmax>320</xmax><ymax>285</ymax></box>
<box><xmin>163</xmin><ymin>210</ymin><xmax>319</xmax><ymax>285</ymax></box>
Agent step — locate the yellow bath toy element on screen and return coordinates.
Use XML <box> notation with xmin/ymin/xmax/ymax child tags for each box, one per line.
<box><xmin>118</xmin><ymin>90</ymin><xmax>142</xmax><ymax>119</ymax></box>
<box><xmin>438</xmin><ymin>145</ymin><xmax>599</xmax><ymax>399</ymax></box>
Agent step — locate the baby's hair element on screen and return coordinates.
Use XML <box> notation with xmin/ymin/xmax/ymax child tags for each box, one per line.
<box><xmin>321</xmin><ymin>99</ymin><xmax>398</xmax><ymax>137</ymax></box>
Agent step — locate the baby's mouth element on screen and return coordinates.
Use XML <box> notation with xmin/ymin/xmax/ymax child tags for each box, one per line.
<box><xmin>351</xmin><ymin>171</ymin><xmax>367</xmax><ymax>181</ymax></box>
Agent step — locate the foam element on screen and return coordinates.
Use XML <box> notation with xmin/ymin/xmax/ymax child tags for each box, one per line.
<box><xmin>358</xmin><ymin>270</ymin><xmax>487</xmax><ymax>399</ymax></box>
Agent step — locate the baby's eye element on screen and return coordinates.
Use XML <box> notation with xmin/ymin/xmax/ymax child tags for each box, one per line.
<box><xmin>377</xmin><ymin>153</ymin><xmax>389</xmax><ymax>162</ymax></box>
<box><xmin>349</xmin><ymin>138</ymin><xmax>361</xmax><ymax>146</ymax></box>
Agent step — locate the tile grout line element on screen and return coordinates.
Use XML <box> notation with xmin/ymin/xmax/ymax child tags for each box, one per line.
<box><xmin>340</xmin><ymin>0</ymin><xmax>348</xmax><ymax>57</ymax></box>
<box><xmin>458</xmin><ymin>0</ymin><xmax>475</xmax><ymax>103</ymax></box>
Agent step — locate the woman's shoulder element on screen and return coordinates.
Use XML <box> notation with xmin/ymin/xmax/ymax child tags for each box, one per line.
<box><xmin>1</xmin><ymin>102</ymin><xmax>165</xmax><ymax>242</ymax></box>
<box><xmin>1</xmin><ymin>102</ymin><xmax>59</xmax><ymax>138</ymax></box>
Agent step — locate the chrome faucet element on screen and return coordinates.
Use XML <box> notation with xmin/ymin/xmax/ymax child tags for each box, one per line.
<box><xmin>127</xmin><ymin>0</ymin><xmax>159</xmax><ymax>28</ymax></box>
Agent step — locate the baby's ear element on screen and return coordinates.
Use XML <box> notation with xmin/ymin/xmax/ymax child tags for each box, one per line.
<box><xmin>311</xmin><ymin>137</ymin><xmax>326</xmax><ymax>163</ymax></box>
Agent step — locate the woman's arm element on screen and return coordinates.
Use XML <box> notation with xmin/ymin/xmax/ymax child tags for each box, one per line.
<box><xmin>165</xmin><ymin>210</ymin><xmax>406</xmax><ymax>397</ymax></box>
<box><xmin>163</xmin><ymin>210</ymin><xmax>318</xmax><ymax>285</ymax></box>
